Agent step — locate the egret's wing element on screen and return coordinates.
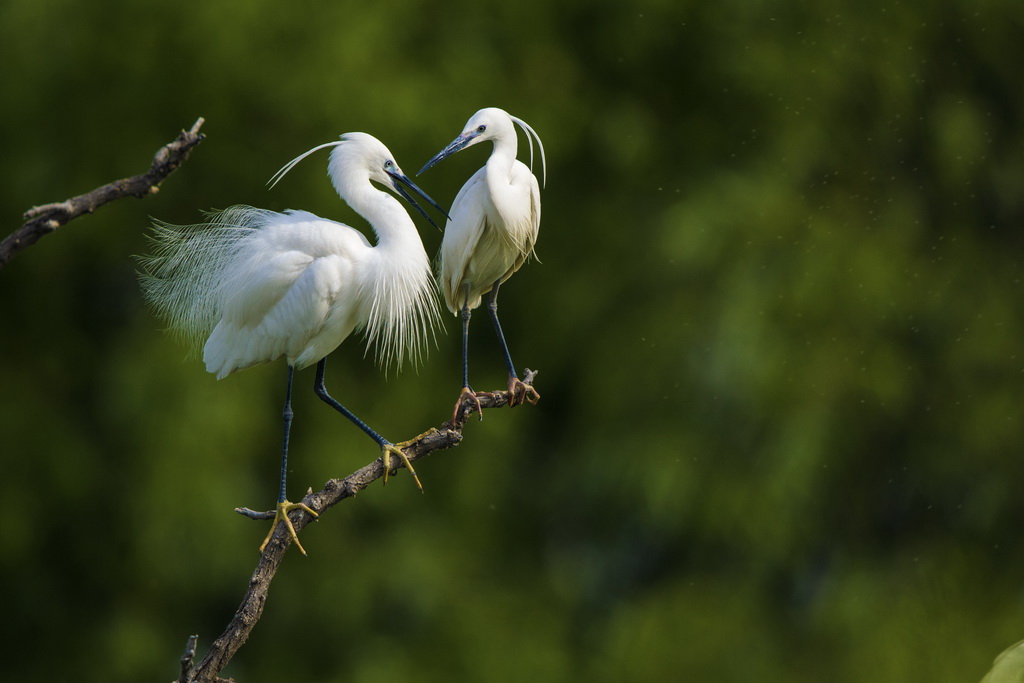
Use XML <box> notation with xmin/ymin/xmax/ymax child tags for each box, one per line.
<box><xmin>208</xmin><ymin>254</ymin><xmax>362</xmax><ymax>376</ymax></box>
<box><xmin>981</xmin><ymin>638</ymin><xmax>1024</xmax><ymax>683</ymax></box>
<box><xmin>503</xmin><ymin>162</ymin><xmax>541</xmax><ymax>271</ymax></box>
<box><xmin>438</xmin><ymin>161</ymin><xmax>543</xmax><ymax>313</ymax></box>
<box><xmin>438</xmin><ymin>170</ymin><xmax>489</xmax><ymax>312</ymax></box>
<box><xmin>201</xmin><ymin>212</ymin><xmax>372</xmax><ymax>377</ymax></box>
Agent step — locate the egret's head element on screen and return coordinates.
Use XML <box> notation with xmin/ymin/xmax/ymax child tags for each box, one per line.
<box><xmin>328</xmin><ymin>132</ymin><xmax>398</xmax><ymax>186</ymax></box>
<box><xmin>266</xmin><ymin>133</ymin><xmax>447</xmax><ymax>229</ymax></box>
<box><xmin>334</xmin><ymin>133</ymin><xmax>449</xmax><ymax>229</ymax></box>
<box><xmin>455</xmin><ymin>107</ymin><xmax>515</xmax><ymax>148</ymax></box>
<box><xmin>417</xmin><ymin>107</ymin><xmax>515</xmax><ymax>175</ymax></box>
<box><xmin>417</xmin><ymin>107</ymin><xmax>545</xmax><ymax>187</ymax></box>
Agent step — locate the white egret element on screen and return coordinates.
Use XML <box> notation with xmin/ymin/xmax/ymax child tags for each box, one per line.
<box><xmin>418</xmin><ymin>107</ymin><xmax>545</xmax><ymax>422</ymax></box>
<box><xmin>138</xmin><ymin>132</ymin><xmax>445</xmax><ymax>555</ymax></box>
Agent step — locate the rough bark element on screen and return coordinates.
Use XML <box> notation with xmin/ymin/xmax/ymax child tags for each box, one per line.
<box><xmin>0</xmin><ymin>118</ymin><xmax>206</xmax><ymax>269</ymax></box>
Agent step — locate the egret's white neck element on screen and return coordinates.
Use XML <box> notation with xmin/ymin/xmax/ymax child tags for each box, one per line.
<box><xmin>337</xmin><ymin>175</ymin><xmax>438</xmax><ymax>370</ymax></box>
<box><xmin>484</xmin><ymin>131</ymin><xmax>523</xmax><ymax>221</ymax></box>
<box><xmin>337</xmin><ymin>176</ymin><xmax>425</xmax><ymax>254</ymax></box>
<box><xmin>485</xmin><ymin>132</ymin><xmax>519</xmax><ymax>180</ymax></box>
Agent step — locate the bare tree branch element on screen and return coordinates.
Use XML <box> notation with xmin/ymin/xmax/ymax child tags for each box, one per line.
<box><xmin>0</xmin><ymin>118</ymin><xmax>206</xmax><ymax>270</ymax></box>
<box><xmin>185</xmin><ymin>370</ymin><xmax>539</xmax><ymax>683</ymax></box>
<box><xmin>178</xmin><ymin>635</ymin><xmax>200</xmax><ymax>683</ymax></box>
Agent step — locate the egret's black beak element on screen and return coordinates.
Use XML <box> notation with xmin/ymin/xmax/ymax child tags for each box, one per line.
<box><xmin>387</xmin><ymin>169</ymin><xmax>450</xmax><ymax>230</ymax></box>
<box><xmin>417</xmin><ymin>134</ymin><xmax>474</xmax><ymax>176</ymax></box>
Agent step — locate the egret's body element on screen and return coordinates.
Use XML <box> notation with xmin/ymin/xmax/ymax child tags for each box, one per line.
<box><xmin>437</xmin><ymin>153</ymin><xmax>539</xmax><ymax>313</ymax></box>
<box><xmin>419</xmin><ymin>108</ymin><xmax>545</xmax><ymax>420</ymax></box>
<box><xmin>139</xmin><ymin>133</ymin><xmax>444</xmax><ymax>554</ymax></box>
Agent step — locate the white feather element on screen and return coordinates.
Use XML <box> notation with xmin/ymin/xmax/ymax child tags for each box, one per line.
<box><xmin>429</xmin><ymin>108</ymin><xmax>543</xmax><ymax>314</ymax></box>
<box><xmin>138</xmin><ymin>133</ymin><xmax>442</xmax><ymax>379</ymax></box>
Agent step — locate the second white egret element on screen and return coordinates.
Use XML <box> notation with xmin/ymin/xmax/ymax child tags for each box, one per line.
<box><xmin>139</xmin><ymin>132</ymin><xmax>445</xmax><ymax>555</ymax></box>
<box><xmin>418</xmin><ymin>107</ymin><xmax>546</xmax><ymax>423</ymax></box>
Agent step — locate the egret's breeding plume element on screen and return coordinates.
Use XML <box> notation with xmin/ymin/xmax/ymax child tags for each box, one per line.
<box><xmin>138</xmin><ymin>133</ymin><xmax>445</xmax><ymax>555</ymax></box>
<box><xmin>419</xmin><ymin>107</ymin><xmax>546</xmax><ymax>423</ymax></box>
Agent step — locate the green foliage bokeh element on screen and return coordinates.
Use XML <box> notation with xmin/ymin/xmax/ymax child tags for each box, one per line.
<box><xmin>2</xmin><ymin>0</ymin><xmax>1023</xmax><ymax>681</ymax></box>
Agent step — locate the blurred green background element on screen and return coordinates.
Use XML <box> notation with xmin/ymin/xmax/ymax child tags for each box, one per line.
<box><xmin>2</xmin><ymin>0</ymin><xmax>1023</xmax><ymax>681</ymax></box>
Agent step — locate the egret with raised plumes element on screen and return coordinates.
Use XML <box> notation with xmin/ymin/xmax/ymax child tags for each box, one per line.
<box><xmin>139</xmin><ymin>132</ymin><xmax>445</xmax><ymax>555</ymax></box>
<box><xmin>418</xmin><ymin>107</ymin><xmax>545</xmax><ymax>423</ymax></box>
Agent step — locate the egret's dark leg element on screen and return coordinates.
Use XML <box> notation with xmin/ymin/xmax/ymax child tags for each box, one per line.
<box><xmin>260</xmin><ymin>364</ymin><xmax>318</xmax><ymax>556</ymax></box>
<box><xmin>312</xmin><ymin>357</ymin><xmax>423</xmax><ymax>490</ymax></box>
<box><xmin>277</xmin><ymin>365</ymin><xmax>295</xmax><ymax>505</ymax></box>
<box><xmin>486</xmin><ymin>281</ymin><xmax>517</xmax><ymax>381</ymax></box>
<box><xmin>461</xmin><ymin>297</ymin><xmax>472</xmax><ymax>390</ymax></box>
<box><xmin>486</xmin><ymin>280</ymin><xmax>540</xmax><ymax>407</ymax></box>
<box><xmin>452</xmin><ymin>283</ymin><xmax>483</xmax><ymax>424</ymax></box>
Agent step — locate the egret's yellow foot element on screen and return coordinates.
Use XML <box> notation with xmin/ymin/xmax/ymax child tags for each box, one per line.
<box><xmin>451</xmin><ymin>386</ymin><xmax>484</xmax><ymax>425</ymax></box>
<box><xmin>381</xmin><ymin>430</ymin><xmax>437</xmax><ymax>491</ymax></box>
<box><xmin>259</xmin><ymin>500</ymin><xmax>319</xmax><ymax>556</ymax></box>
<box><xmin>508</xmin><ymin>376</ymin><xmax>540</xmax><ymax>407</ymax></box>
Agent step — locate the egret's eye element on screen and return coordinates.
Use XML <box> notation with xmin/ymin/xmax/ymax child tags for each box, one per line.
<box><xmin>476</xmin><ymin>124</ymin><xmax>487</xmax><ymax>133</ymax></box>
<box><xmin>384</xmin><ymin>159</ymin><xmax>394</xmax><ymax>169</ymax></box>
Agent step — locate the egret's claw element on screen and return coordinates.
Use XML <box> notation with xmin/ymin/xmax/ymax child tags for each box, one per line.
<box><xmin>259</xmin><ymin>500</ymin><xmax>318</xmax><ymax>556</ymax></box>
<box><xmin>451</xmin><ymin>386</ymin><xmax>484</xmax><ymax>425</ymax></box>
<box><xmin>507</xmin><ymin>376</ymin><xmax>540</xmax><ymax>407</ymax></box>
<box><xmin>381</xmin><ymin>436</ymin><xmax>429</xmax><ymax>492</ymax></box>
